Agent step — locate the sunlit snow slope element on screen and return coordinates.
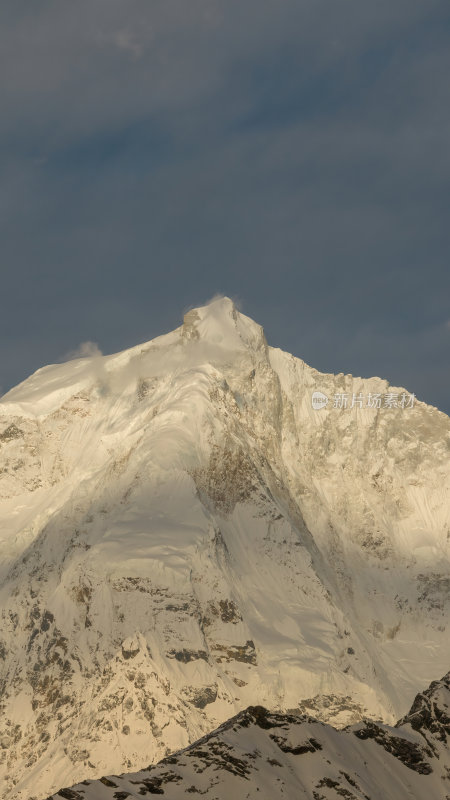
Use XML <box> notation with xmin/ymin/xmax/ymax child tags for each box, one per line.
<box><xmin>0</xmin><ymin>297</ymin><xmax>449</xmax><ymax>800</ymax></box>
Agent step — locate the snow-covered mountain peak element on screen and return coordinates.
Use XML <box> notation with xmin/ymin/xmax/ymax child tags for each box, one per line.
<box><xmin>0</xmin><ymin>297</ymin><xmax>267</xmax><ymax>420</ymax></box>
<box><xmin>182</xmin><ymin>296</ymin><xmax>267</xmax><ymax>354</ymax></box>
<box><xmin>0</xmin><ymin>302</ymin><xmax>449</xmax><ymax>800</ymax></box>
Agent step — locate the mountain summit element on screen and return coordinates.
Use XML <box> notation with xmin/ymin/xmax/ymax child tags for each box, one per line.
<box><xmin>181</xmin><ymin>296</ymin><xmax>267</xmax><ymax>350</ymax></box>
<box><xmin>0</xmin><ymin>299</ymin><xmax>449</xmax><ymax>800</ymax></box>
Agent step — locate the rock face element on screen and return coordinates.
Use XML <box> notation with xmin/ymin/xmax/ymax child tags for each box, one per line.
<box><xmin>49</xmin><ymin>671</ymin><xmax>450</xmax><ymax>800</ymax></box>
<box><xmin>0</xmin><ymin>297</ymin><xmax>449</xmax><ymax>799</ymax></box>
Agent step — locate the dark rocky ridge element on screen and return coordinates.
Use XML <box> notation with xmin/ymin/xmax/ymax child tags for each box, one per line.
<box><xmin>49</xmin><ymin>672</ymin><xmax>450</xmax><ymax>800</ymax></box>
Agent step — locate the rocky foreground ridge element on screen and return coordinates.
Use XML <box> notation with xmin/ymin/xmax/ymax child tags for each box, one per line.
<box><xmin>49</xmin><ymin>670</ymin><xmax>450</xmax><ymax>799</ymax></box>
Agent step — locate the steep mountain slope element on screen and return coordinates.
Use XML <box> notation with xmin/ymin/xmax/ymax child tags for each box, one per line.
<box><xmin>49</xmin><ymin>671</ymin><xmax>450</xmax><ymax>800</ymax></box>
<box><xmin>0</xmin><ymin>297</ymin><xmax>449</xmax><ymax>800</ymax></box>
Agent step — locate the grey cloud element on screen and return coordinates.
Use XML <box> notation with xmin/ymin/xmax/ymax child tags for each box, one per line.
<box><xmin>0</xmin><ymin>0</ymin><xmax>449</xmax><ymax>413</ymax></box>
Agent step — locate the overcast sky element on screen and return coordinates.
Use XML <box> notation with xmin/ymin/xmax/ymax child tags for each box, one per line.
<box><xmin>1</xmin><ymin>0</ymin><xmax>449</xmax><ymax>413</ymax></box>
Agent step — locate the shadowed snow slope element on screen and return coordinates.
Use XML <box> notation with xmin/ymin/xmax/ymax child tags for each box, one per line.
<box><xmin>49</xmin><ymin>671</ymin><xmax>450</xmax><ymax>800</ymax></box>
<box><xmin>0</xmin><ymin>297</ymin><xmax>449</xmax><ymax>799</ymax></box>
